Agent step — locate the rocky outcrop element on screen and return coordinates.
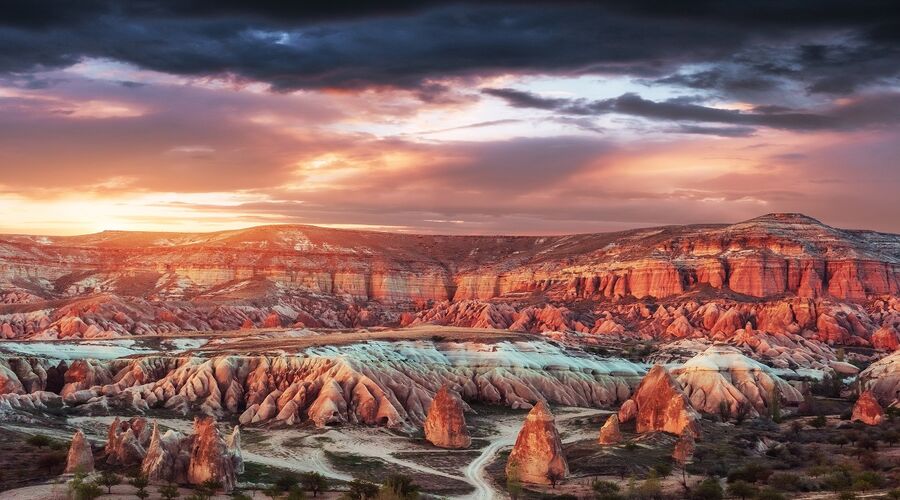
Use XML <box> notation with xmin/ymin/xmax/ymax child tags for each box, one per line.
<box><xmin>187</xmin><ymin>417</ymin><xmax>237</xmax><ymax>492</ymax></box>
<box><xmin>141</xmin><ymin>422</ymin><xmax>191</xmax><ymax>483</ymax></box>
<box><xmin>423</xmin><ymin>386</ymin><xmax>471</xmax><ymax>449</ymax></box>
<box><xmin>851</xmin><ymin>391</ymin><xmax>885</xmax><ymax>425</ymax></box>
<box><xmin>1</xmin><ymin>214</ymin><xmax>898</xmax><ymax>340</ymax></box>
<box><xmin>597</xmin><ymin>414</ymin><xmax>622</xmax><ymax>445</ymax></box>
<box><xmin>858</xmin><ymin>350</ymin><xmax>900</xmax><ymax>407</ymax></box>
<box><xmin>106</xmin><ymin>417</ymin><xmax>151</xmax><ymax>465</ymax></box>
<box><xmin>65</xmin><ymin>430</ymin><xmax>94</xmax><ymax>474</ymax></box>
<box><xmin>672</xmin><ymin>345</ymin><xmax>803</xmax><ymax>418</ymax></box>
<box><xmin>506</xmin><ymin>402</ymin><xmax>568</xmax><ymax>485</ymax></box>
<box><xmin>618</xmin><ymin>365</ymin><xmax>701</xmax><ymax>437</ymax></box>
<box><xmin>29</xmin><ymin>340</ymin><xmax>640</xmax><ymax>430</ymax></box>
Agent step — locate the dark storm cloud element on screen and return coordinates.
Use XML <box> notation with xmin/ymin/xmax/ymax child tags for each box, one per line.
<box><xmin>483</xmin><ymin>88</ymin><xmax>900</xmax><ymax>132</ymax></box>
<box><xmin>0</xmin><ymin>1</ymin><xmax>898</xmax><ymax>94</ymax></box>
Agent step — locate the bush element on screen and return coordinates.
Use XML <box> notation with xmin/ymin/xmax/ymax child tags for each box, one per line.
<box><xmin>592</xmin><ymin>480</ymin><xmax>623</xmax><ymax>500</ymax></box>
<box><xmin>26</xmin><ymin>434</ymin><xmax>51</xmax><ymax>448</ymax></box>
<box><xmin>726</xmin><ymin>480</ymin><xmax>757</xmax><ymax>500</ymax></box>
<box><xmin>345</xmin><ymin>479</ymin><xmax>379</xmax><ymax>500</ymax></box>
<box><xmin>767</xmin><ymin>472</ymin><xmax>806</xmax><ymax>492</ymax></box>
<box><xmin>379</xmin><ymin>474</ymin><xmax>419</xmax><ymax>499</ymax></box>
<box><xmin>851</xmin><ymin>471</ymin><xmax>885</xmax><ymax>491</ymax></box>
<box><xmin>97</xmin><ymin>471</ymin><xmax>122</xmax><ymax>494</ymax></box>
<box><xmin>810</xmin><ymin>414</ymin><xmax>827</xmax><ymax>428</ymax></box>
<box><xmin>37</xmin><ymin>451</ymin><xmax>66</xmax><ymax>473</ymax></box>
<box><xmin>276</xmin><ymin>472</ymin><xmax>300</xmax><ymax>492</ymax></box>
<box><xmin>301</xmin><ymin>472</ymin><xmax>328</xmax><ymax>496</ymax></box>
<box><xmin>727</xmin><ymin>463</ymin><xmax>772</xmax><ymax>484</ymax></box>
<box><xmin>754</xmin><ymin>487</ymin><xmax>786</xmax><ymax>500</ymax></box>
<box><xmin>691</xmin><ymin>478</ymin><xmax>723</xmax><ymax>500</ymax></box>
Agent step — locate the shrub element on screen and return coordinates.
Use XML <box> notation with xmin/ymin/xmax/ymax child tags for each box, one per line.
<box><xmin>810</xmin><ymin>414</ymin><xmax>827</xmax><ymax>428</ymax></box>
<box><xmin>767</xmin><ymin>472</ymin><xmax>805</xmax><ymax>492</ymax></box>
<box><xmin>159</xmin><ymin>483</ymin><xmax>181</xmax><ymax>499</ymax></box>
<box><xmin>379</xmin><ymin>474</ymin><xmax>420</xmax><ymax>499</ymax></box>
<box><xmin>691</xmin><ymin>478</ymin><xmax>723</xmax><ymax>500</ymax></box>
<box><xmin>727</xmin><ymin>463</ymin><xmax>772</xmax><ymax>484</ymax></box>
<box><xmin>345</xmin><ymin>479</ymin><xmax>380</xmax><ymax>500</ymax></box>
<box><xmin>97</xmin><ymin>471</ymin><xmax>122</xmax><ymax>494</ymax></box>
<box><xmin>26</xmin><ymin>434</ymin><xmax>51</xmax><ymax>448</ymax></box>
<box><xmin>593</xmin><ymin>480</ymin><xmax>623</xmax><ymax>500</ymax></box>
<box><xmin>726</xmin><ymin>480</ymin><xmax>757</xmax><ymax>500</ymax></box>
<box><xmin>276</xmin><ymin>472</ymin><xmax>300</xmax><ymax>492</ymax></box>
<box><xmin>754</xmin><ymin>487</ymin><xmax>786</xmax><ymax>500</ymax></box>
<box><xmin>301</xmin><ymin>472</ymin><xmax>328</xmax><ymax>496</ymax></box>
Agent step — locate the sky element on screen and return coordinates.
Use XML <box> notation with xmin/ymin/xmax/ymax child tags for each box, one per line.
<box><xmin>1</xmin><ymin>1</ymin><xmax>900</xmax><ymax>235</ymax></box>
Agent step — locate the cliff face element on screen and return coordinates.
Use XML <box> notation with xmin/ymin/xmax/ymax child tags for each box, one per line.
<box><xmin>0</xmin><ymin>213</ymin><xmax>897</xmax><ymax>340</ymax></box>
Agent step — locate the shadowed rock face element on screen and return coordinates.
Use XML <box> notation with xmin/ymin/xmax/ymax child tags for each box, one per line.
<box><xmin>65</xmin><ymin>430</ymin><xmax>94</xmax><ymax>474</ymax></box>
<box><xmin>852</xmin><ymin>391</ymin><xmax>885</xmax><ymax>425</ymax></box>
<box><xmin>619</xmin><ymin>365</ymin><xmax>701</xmax><ymax>437</ymax></box>
<box><xmin>424</xmin><ymin>385</ymin><xmax>471</xmax><ymax>449</ymax></box>
<box><xmin>188</xmin><ymin>416</ymin><xmax>236</xmax><ymax>492</ymax></box>
<box><xmin>858</xmin><ymin>351</ymin><xmax>900</xmax><ymax>407</ymax></box>
<box><xmin>506</xmin><ymin>402</ymin><xmax>568</xmax><ymax>485</ymax></box>
<box><xmin>597</xmin><ymin>414</ymin><xmax>621</xmax><ymax>445</ymax></box>
<box><xmin>0</xmin><ymin>213</ymin><xmax>897</xmax><ymax>340</ymax></box>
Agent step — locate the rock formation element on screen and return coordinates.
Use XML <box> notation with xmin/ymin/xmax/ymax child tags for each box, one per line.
<box><xmin>187</xmin><ymin>416</ymin><xmax>237</xmax><ymax>492</ymax></box>
<box><xmin>618</xmin><ymin>365</ymin><xmax>701</xmax><ymax>437</ymax></box>
<box><xmin>506</xmin><ymin>402</ymin><xmax>568</xmax><ymax>485</ymax></box>
<box><xmin>141</xmin><ymin>422</ymin><xmax>191</xmax><ymax>484</ymax></box>
<box><xmin>858</xmin><ymin>350</ymin><xmax>900</xmax><ymax>407</ymax></box>
<box><xmin>423</xmin><ymin>386</ymin><xmax>471</xmax><ymax>449</ymax></box>
<box><xmin>598</xmin><ymin>414</ymin><xmax>622</xmax><ymax>445</ymax></box>
<box><xmin>106</xmin><ymin>417</ymin><xmax>151</xmax><ymax>465</ymax></box>
<box><xmin>0</xmin><ymin>214</ymin><xmax>897</xmax><ymax>342</ymax></box>
<box><xmin>672</xmin><ymin>345</ymin><xmax>803</xmax><ymax>418</ymax></box>
<box><xmin>65</xmin><ymin>430</ymin><xmax>94</xmax><ymax>474</ymax></box>
<box><xmin>851</xmin><ymin>391</ymin><xmax>885</xmax><ymax>425</ymax></box>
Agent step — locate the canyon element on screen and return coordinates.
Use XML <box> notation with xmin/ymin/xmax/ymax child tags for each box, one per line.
<box><xmin>1</xmin><ymin>213</ymin><xmax>899</xmax><ymax>498</ymax></box>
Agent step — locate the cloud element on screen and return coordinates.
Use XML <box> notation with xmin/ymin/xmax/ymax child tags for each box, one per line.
<box><xmin>483</xmin><ymin>87</ymin><xmax>900</xmax><ymax>132</ymax></box>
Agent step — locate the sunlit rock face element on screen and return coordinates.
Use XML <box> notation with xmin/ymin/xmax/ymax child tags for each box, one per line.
<box><xmin>597</xmin><ymin>414</ymin><xmax>622</xmax><ymax>445</ymax></box>
<box><xmin>0</xmin><ymin>339</ymin><xmax>643</xmax><ymax>429</ymax></box>
<box><xmin>618</xmin><ymin>365</ymin><xmax>701</xmax><ymax>437</ymax></box>
<box><xmin>187</xmin><ymin>416</ymin><xmax>237</xmax><ymax>492</ymax></box>
<box><xmin>65</xmin><ymin>430</ymin><xmax>94</xmax><ymax>474</ymax></box>
<box><xmin>672</xmin><ymin>345</ymin><xmax>803</xmax><ymax>418</ymax></box>
<box><xmin>506</xmin><ymin>402</ymin><xmax>568</xmax><ymax>485</ymax></box>
<box><xmin>851</xmin><ymin>390</ymin><xmax>885</xmax><ymax>425</ymax></box>
<box><xmin>0</xmin><ymin>214</ymin><xmax>897</xmax><ymax>342</ymax></box>
<box><xmin>423</xmin><ymin>385</ymin><xmax>471</xmax><ymax>449</ymax></box>
<box><xmin>859</xmin><ymin>350</ymin><xmax>900</xmax><ymax>407</ymax></box>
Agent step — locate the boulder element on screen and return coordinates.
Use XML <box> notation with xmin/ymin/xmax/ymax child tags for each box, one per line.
<box><xmin>851</xmin><ymin>391</ymin><xmax>885</xmax><ymax>426</ymax></box>
<box><xmin>598</xmin><ymin>414</ymin><xmax>622</xmax><ymax>445</ymax></box>
<box><xmin>424</xmin><ymin>386</ymin><xmax>471</xmax><ymax>449</ymax></box>
<box><xmin>620</xmin><ymin>365</ymin><xmax>701</xmax><ymax>436</ymax></box>
<box><xmin>65</xmin><ymin>430</ymin><xmax>94</xmax><ymax>474</ymax></box>
<box><xmin>506</xmin><ymin>402</ymin><xmax>568</xmax><ymax>485</ymax></box>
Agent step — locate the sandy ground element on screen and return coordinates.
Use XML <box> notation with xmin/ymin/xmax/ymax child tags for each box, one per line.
<box><xmin>1</xmin><ymin>406</ymin><xmax>608</xmax><ymax>500</ymax></box>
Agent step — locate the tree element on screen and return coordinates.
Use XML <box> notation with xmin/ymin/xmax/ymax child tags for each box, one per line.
<box><xmin>37</xmin><ymin>451</ymin><xmax>66</xmax><ymax>473</ymax></box>
<box><xmin>838</xmin><ymin>492</ymin><xmax>857</xmax><ymax>500</ymax></box>
<box><xmin>790</xmin><ymin>420</ymin><xmax>804</xmax><ymax>436</ymax></box>
<box><xmin>379</xmin><ymin>474</ymin><xmax>420</xmax><ymax>499</ymax></box>
<box><xmin>97</xmin><ymin>471</ymin><xmax>122</xmax><ymax>494</ymax></box>
<box><xmin>131</xmin><ymin>476</ymin><xmax>150</xmax><ymax>500</ymax></box>
<box><xmin>301</xmin><ymin>472</ymin><xmax>328</xmax><ymax>496</ymax></box>
<box><xmin>263</xmin><ymin>485</ymin><xmax>284</xmax><ymax>499</ymax></box>
<box><xmin>276</xmin><ymin>472</ymin><xmax>300</xmax><ymax>492</ymax></box>
<box><xmin>734</xmin><ymin>401</ymin><xmax>750</xmax><ymax>425</ymax></box>
<box><xmin>286</xmin><ymin>486</ymin><xmax>307</xmax><ymax>500</ymax></box>
<box><xmin>592</xmin><ymin>480</ymin><xmax>623</xmax><ymax>500</ymax></box>
<box><xmin>345</xmin><ymin>479</ymin><xmax>379</xmax><ymax>500</ymax></box>
<box><xmin>882</xmin><ymin>430</ymin><xmax>900</xmax><ymax>447</ymax></box>
<box><xmin>69</xmin><ymin>476</ymin><xmax>104</xmax><ymax>500</ymax></box>
<box><xmin>231</xmin><ymin>491</ymin><xmax>253</xmax><ymax>500</ymax></box>
<box><xmin>727</xmin><ymin>480</ymin><xmax>757</xmax><ymax>500</ymax></box>
<box><xmin>653</xmin><ymin>462</ymin><xmax>672</xmax><ymax>478</ymax></box>
<box><xmin>810</xmin><ymin>414</ymin><xmax>827</xmax><ymax>428</ymax></box>
<box><xmin>199</xmin><ymin>478</ymin><xmax>223</xmax><ymax>497</ymax></box>
<box><xmin>769</xmin><ymin>387</ymin><xmax>782</xmax><ymax>423</ymax></box>
<box><xmin>718</xmin><ymin>401</ymin><xmax>731</xmax><ymax>422</ymax></box>
<box><xmin>755</xmin><ymin>488</ymin><xmax>786</xmax><ymax>500</ymax></box>
<box><xmin>691</xmin><ymin>478</ymin><xmax>723</xmax><ymax>500</ymax></box>
<box><xmin>546</xmin><ymin>469</ymin><xmax>563</xmax><ymax>489</ymax></box>
<box><xmin>160</xmin><ymin>483</ymin><xmax>182</xmax><ymax>500</ymax></box>
<box><xmin>831</xmin><ymin>435</ymin><xmax>849</xmax><ymax>448</ymax></box>
<box><xmin>27</xmin><ymin>434</ymin><xmax>52</xmax><ymax>448</ymax></box>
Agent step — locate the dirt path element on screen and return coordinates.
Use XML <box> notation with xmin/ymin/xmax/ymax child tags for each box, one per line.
<box><xmin>460</xmin><ymin>407</ymin><xmax>607</xmax><ymax>500</ymax></box>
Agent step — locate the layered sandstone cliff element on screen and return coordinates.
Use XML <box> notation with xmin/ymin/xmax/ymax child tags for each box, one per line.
<box><xmin>0</xmin><ymin>214</ymin><xmax>897</xmax><ymax>340</ymax></box>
